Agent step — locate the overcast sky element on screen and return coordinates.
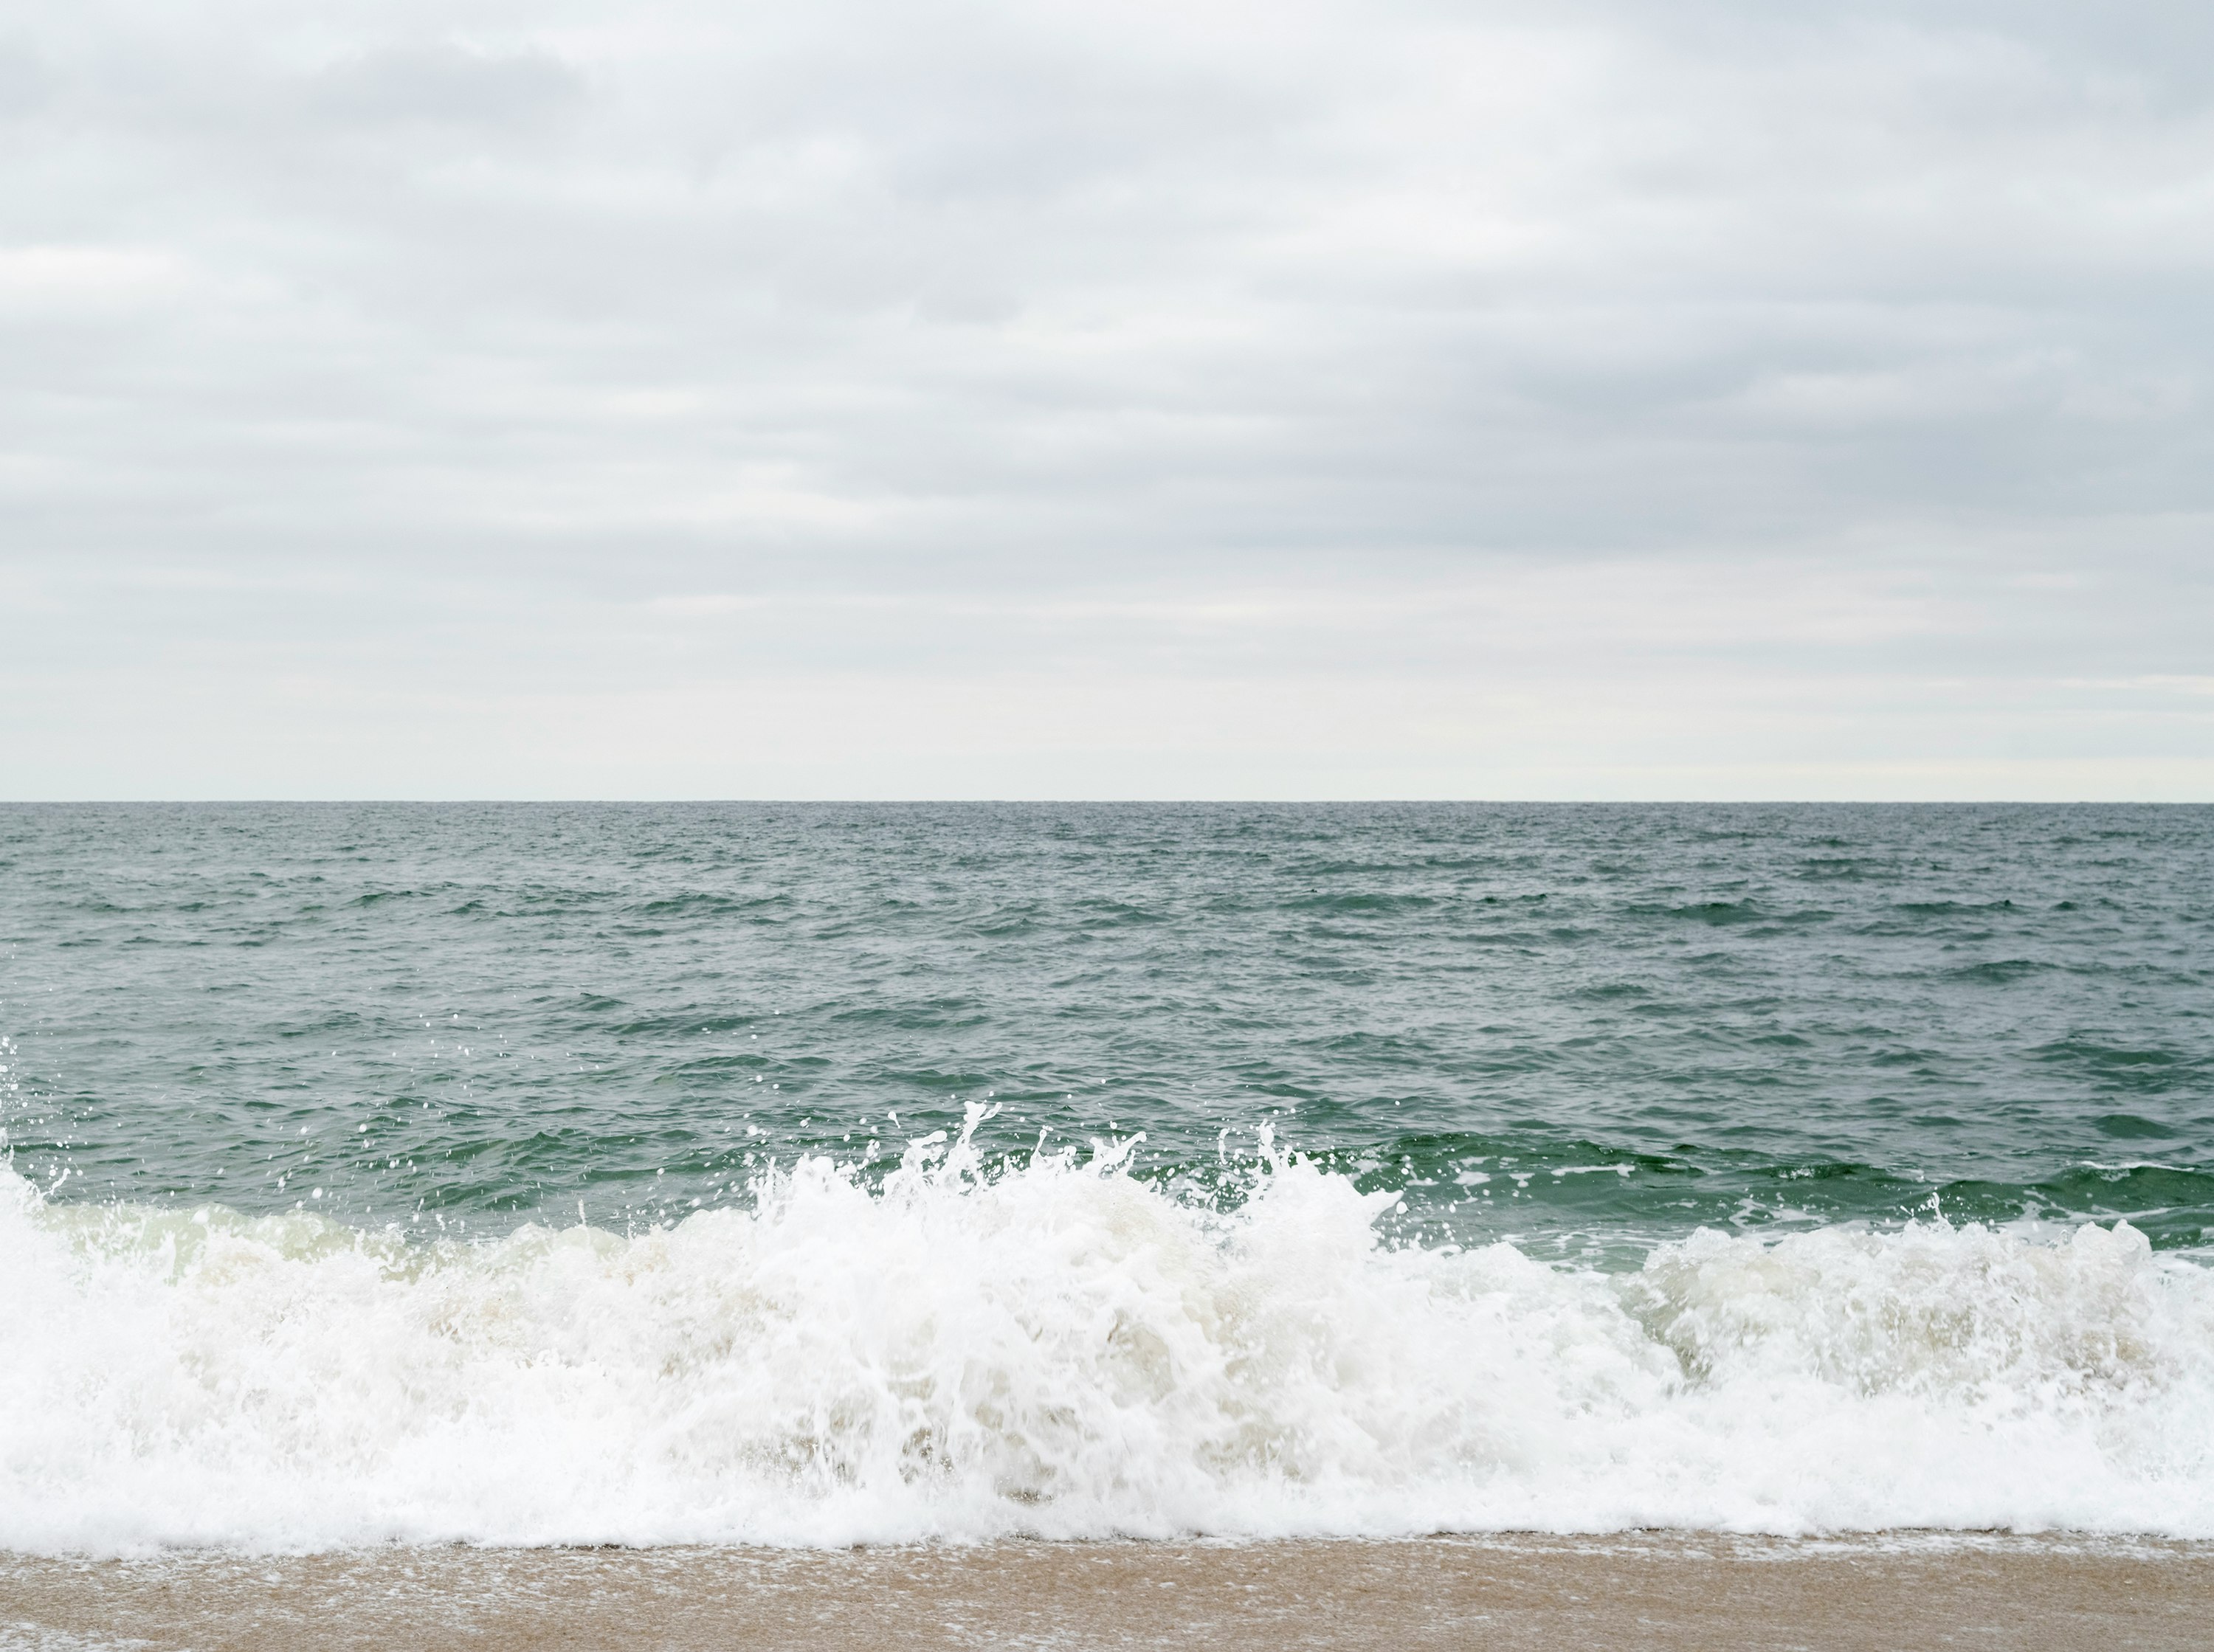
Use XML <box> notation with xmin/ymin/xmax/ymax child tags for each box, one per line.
<box><xmin>3</xmin><ymin>0</ymin><xmax>2209</xmax><ymax>798</ymax></box>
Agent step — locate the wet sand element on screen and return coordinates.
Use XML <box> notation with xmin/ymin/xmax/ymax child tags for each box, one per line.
<box><xmin>4</xmin><ymin>1534</ymin><xmax>2210</xmax><ymax>1651</ymax></box>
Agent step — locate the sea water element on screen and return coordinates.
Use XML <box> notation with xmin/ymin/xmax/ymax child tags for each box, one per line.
<box><xmin>1</xmin><ymin>802</ymin><xmax>2210</xmax><ymax>1551</ymax></box>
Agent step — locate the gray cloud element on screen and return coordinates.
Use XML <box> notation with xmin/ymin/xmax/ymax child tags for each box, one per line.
<box><xmin>0</xmin><ymin>0</ymin><xmax>2208</xmax><ymax>795</ymax></box>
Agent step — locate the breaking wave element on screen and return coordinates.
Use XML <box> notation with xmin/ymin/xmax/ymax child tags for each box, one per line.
<box><xmin>4</xmin><ymin>1110</ymin><xmax>2213</xmax><ymax>1555</ymax></box>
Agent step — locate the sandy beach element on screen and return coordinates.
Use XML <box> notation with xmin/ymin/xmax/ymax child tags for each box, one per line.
<box><xmin>6</xmin><ymin>1534</ymin><xmax>2211</xmax><ymax>1651</ymax></box>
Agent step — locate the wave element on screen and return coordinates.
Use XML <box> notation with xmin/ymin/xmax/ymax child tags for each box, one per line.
<box><xmin>4</xmin><ymin>1111</ymin><xmax>2213</xmax><ymax>1555</ymax></box>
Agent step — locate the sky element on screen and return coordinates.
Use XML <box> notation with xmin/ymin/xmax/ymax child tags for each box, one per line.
<box><xmin>2</xmin><ymin>0</ymin><xmax>2210</xmax><ymax>799</ymax></box>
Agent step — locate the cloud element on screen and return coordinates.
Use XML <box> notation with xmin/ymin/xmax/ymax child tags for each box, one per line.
<box><xmin>0</xmin><ymin>0</ymin><xmax>2208</xmax><ymax>794</ymax></box>
<box><xmin>310</xmin><ymin>41</ymin><xmax>585</xmax><ymax>134</ymax></box>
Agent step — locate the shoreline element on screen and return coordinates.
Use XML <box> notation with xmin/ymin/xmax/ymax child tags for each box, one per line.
<box><xmin>7</xmin><ymin>1533</ymin><xmax>2213</xmax><ymax>1651</ymax></box>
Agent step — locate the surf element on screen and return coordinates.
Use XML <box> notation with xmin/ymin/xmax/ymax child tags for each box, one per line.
<box><xmin>3</xmin><ymin>1108</ymin><xmax>2211</xmax><ymax>1555</ymax></box>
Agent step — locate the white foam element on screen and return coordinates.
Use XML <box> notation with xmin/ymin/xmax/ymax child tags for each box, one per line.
<box><xmin>4</xmin><ymin>1111</ymin><xmax>2212</xmax><ymax>1555</ymax></box>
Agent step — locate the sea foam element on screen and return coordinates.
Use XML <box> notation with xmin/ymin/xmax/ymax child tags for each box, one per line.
<box><xmin>4</xmin><ymin>1111</ymin><xmax>2211</xmax><ymax>1555</ymax></box>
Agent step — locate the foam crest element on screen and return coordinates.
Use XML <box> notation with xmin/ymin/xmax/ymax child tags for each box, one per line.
<box><xmin>4</xmin><ymin>1119</ymin><xmax>2212</xmax><ymax>1554</ymax></box>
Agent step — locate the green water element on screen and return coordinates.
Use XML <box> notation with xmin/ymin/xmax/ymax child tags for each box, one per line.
<box><xmin>4</xmin><ymin>802</ymin><xmax>2210</xmax><ymax>1262</ymax></box>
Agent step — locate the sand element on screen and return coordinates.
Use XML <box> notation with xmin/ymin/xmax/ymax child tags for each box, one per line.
<box><xmin>5</xmin><ymin>1534</ymin><xmax>2211</xmax><ymax>1651</ymax></box>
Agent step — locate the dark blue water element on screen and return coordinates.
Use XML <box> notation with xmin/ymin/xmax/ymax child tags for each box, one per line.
<box><xmin>4</xmin><ymin>802</ymin><xmax>2210</xmax><ymax>1261</ymax></box>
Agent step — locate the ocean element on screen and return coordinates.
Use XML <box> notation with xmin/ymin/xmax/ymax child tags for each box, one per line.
<box><xmin>2</xmin><ymin>801</ymin><xmax>2211</xmax><ymax>1553</ymax></box>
